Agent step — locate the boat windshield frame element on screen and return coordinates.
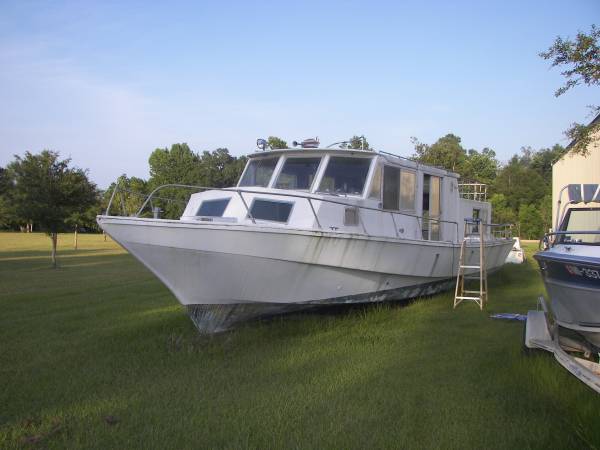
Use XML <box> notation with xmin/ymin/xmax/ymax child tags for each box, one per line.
<box><xmin>273</xmin><ymin>155</ymin><xmax>324</xmax><ymax>192</ymax></box>
<box><xmin>237</xmin><ymin>151</ymin><xmax>377</xmax><ymax>198</ymax></box>
<box><xmin>558</xmin><ymin>207</ymin><xmax>600</xmax><ymax>246</ymax></box>
<box><xmin>238</xmin><ymin>156</ymin><xmax>280</xmax><ymax>188</ymax></box>
<box><xmin>315</xmin><ymin>154</ymin><xmax>375</xmax><ymax>197</ymax></box>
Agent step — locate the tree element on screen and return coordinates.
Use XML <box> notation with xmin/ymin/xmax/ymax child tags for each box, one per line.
<box><xmin>489</xmin><ymin>145</ymin><xmax>561</xmax><ymax>236</ymax></box>
<box><xmin>412</xmin><ymin>134</ymin><xmax>467</xmax><ymax>173</ymax></box>
<box><xmin>198</xmin><ymin>148</ymin><xmax>247</xmax><ymax>188</ymax></box>
<box><xmin>489</xmin><ymin>193</ymin><xmax>517</xmax><ymax>225</ymax></box>
<box><xmin>7</xmin><ymin>151</ymin><xmax>98</xmax><ymax>267</ymax></box>
<box><xmin>147</xmin><ymin>144</ymin><xmax>247</xmax><ymax>219</ymax></box>
<box><xmin>411</xmin><ymin>134</ymin><xmax>500</xmax><ymax>185</ymax></box>
<box><xmin>518</xmin><ymin>204</ymin><xmax>544</xmax><ymax>240</ymax></box>
<box><xmin>540</xmin><ymin>24</ymin><xmax>600</xmax><ymax>155</ymax></box>
<box><xmin>267</xmin><ymin>136</ymin><xmax>287</xmax><ymax>149</ymax></box>
<box><xmin>66</xmin><ymin>201</ymin><xmax>102</xmax><ymax>249</ymax></box>
<box><xmin>539</xmin><ymin>193</ymin><xmax>553</xmax><ymax>233</ymax></box>
<box><xmin>148</xmin><ymin>143</ymin><xmax>200</xmax><ymax>187</ymax></box>
<box><xmin>529</xmin><ymin>144</ymin><xmax>565</xmax><ymax>180</ymax></box>
<box><xmin>0</xmin><ymin>167</ymin><xmax>17</xmax><ymax>229</ymax></box>
<box><xmin>464</xmin><ymin>148</ymin><xmax>499</xmax><ymax>184</ymax></box>
<box><xmin>493</xmin><ymin>153</ymin><xmax>547</xmax><ymax>212</ymax></box>
<box><xmin>104</xmin><ymin>175</ymin><xmax>149</xmax><ymax>217</ymax></box>
<box><xmin>147</xmin><ymin>143</ymin><xmax>202</xmax><ymax>218</ymax></box>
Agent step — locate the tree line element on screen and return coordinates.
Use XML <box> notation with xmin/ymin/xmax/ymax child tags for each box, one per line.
<box><xmin>411</xmin><ymin>134</ymin><xmax>564</xmax><ymax>239</ymax></box>
<box><xmin>0</xmin><ymin>134</ymin><xmax>567</xmax><ymax>242</ymax></box>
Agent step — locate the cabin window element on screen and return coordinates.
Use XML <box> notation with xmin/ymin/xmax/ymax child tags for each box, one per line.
<box><xmin>317</xmin><ymin>157</ymin><xmax>372</xmax><ymax>195</ymax></box>
<box><xmin>422</xmin><ymin>174</ymin><xmax>441</xmax><ymax>240</ymax></box>
<box><xmin>400</xmin><ymin>171</ymin><xmax>416</xmax><ymax>211</ymax></box>
<box><xmin>275</xmin><ymin>157</ymin><xmax>321</xmax><ymax>190</ymax></box>
<box><xmin>382</xmin><ymin>167</ymin><xmax>416</xmax><ymax>211</ymax></box>
<box><xmin>383</xmin><ymin>166</ymin><xmax>400</xmax><ymax>210</ymax></box>
<box><xmin>368</xmin><ymin>163</ymin><xmax>382</xmax><ymax>200</ymax></box>
<box><xmin>196</xmin><ymin>198</ymin><xmax>230</xmax><ymax>217</ymax></box>
<box><xmin>250</xmin><ymin>199</ymin><xmax>293</xmax><ymax>223</ymax></box>
<box><xmin>239</xmin><ymin>157</ymin><xmax>279</xmax><ymax>187</ymax></box>
<box><xmin>472</xmin><ymin>209</ymin><xmax>480</xmax><ymax>233</ymax></box>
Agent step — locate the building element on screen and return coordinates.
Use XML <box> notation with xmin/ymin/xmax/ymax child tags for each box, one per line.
<box><xmin>552</xmin><ymin>114</ymin><xmax>600</xmax><ymax>229</ymax></box>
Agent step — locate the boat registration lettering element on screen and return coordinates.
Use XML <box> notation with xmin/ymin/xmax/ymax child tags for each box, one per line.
<box><xmin>565</xmin><ymin>264</ymin><xmax>600</xmax><ymax>279</ymax></box>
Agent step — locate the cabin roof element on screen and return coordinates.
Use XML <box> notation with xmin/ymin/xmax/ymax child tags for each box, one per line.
<box><xmin>247</xmin><ymin>148</ymin><xmax>459</xmax><ymax>178</ymax></box>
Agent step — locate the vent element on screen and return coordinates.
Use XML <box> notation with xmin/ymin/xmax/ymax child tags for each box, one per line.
<box><xmin>344</xmin><ymin>207</ymin><xmax>359</xmax><ymax>226</ymax></box>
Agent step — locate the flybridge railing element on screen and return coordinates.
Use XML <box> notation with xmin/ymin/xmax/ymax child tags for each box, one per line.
<box><xmin>462</xmin><ymin>219</ymin><xmax>513</xmax><ymax>240</ymax></box>
<box><xmin>104</xmin><ymin>183</ymin><xmax>514</xmax><ymax>243</ymax></box>
<box><xmin>458</xmin><ymin>182</ymin><xmax>487</xmax><ymax>202</ymax></box>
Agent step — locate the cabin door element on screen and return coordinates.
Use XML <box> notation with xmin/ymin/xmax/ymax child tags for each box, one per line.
<box><xmin>422</xmin><ymin>175</ymin><xmax>441</xmax><ymax>240</ymax></box>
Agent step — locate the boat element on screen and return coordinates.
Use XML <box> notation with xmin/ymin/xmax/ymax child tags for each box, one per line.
<box><xmin>533</xmin><ymin>184</ymin><xmax>600</xmax><ymax>346</ymax></box>
<box><xmin>97</xmin><ymin>139</ymin><xmax>514</xmax><ymax>333</ymax></box>
<box><xmin>505</xmin><ymin>237</ymin><xmax>525</xmax><ymax>264</ymax></box>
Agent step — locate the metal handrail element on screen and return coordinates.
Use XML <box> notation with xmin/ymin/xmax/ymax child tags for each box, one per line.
<box><xmin>105</xmin><ymin>182</ymin><xmax>516</xmax><ymax>243</ymax></box>
<box><xmin>461</xmin><ymin>219</ymin><xmax>513</xmax><ymax>240</ymax></box>
<box><xmin>541</xmin><ymin>230</ymin><xmax>600</xmax><ymax>249</ymax></box>
<box><xmin>547</xmin><ymin>230</ymin><xmax>600</xmax><ymax>235</ymax></box>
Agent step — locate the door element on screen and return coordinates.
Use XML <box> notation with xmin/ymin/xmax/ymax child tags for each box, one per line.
<box><xmin>422</xmin><ymin>174</ymin><xmax>441</xmax><ymax>240</ymax></box>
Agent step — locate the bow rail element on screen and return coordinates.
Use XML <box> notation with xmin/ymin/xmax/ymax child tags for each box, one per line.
<box><xmin>105</xmin><ymin>182</ymin><xmax>513</xmax><ymax>243</ymax></box>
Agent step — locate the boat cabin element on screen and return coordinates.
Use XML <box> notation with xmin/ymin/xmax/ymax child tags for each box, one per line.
<box><xmin>181</xmin><ymin>147</ymin><xmax>492</xmax><ymax>243</ymax></box>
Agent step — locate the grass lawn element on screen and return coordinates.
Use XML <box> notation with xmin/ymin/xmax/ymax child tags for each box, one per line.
<box><xmin>1</xmin><ymin>232</ymin><xmax>599</xmax><ymax>449</ymax></box>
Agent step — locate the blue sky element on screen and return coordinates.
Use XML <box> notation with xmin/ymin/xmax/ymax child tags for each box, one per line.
<box><xmin>0</xmin><ymin>0</ymin><xmax>598</xmax><ymax>188</ymax></box>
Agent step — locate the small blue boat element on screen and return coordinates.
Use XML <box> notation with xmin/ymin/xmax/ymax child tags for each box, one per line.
<box><xmin>534</xmin><ymin>184</ymin><xmax>600</xmax><ymax>347</ymax></box>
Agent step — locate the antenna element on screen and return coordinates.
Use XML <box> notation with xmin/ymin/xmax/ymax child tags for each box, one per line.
<box><xmin>326</xmin><ymin>135</ymin><xmax>368</xmax><ymax>150</ymax></box>
<box><xmin>326</xmin><ymin>140</ymin><xmax>350</xmax><ymax>148</ymax></box>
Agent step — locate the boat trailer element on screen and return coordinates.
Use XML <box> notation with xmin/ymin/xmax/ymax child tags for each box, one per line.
<box><xmin>525</xmin><ymin>297</ymin><xmax>600</xmax><ymax>394</ymax></box>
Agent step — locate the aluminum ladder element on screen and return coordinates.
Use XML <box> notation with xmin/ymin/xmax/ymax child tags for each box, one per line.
<box><xmin>453</xmin><ymin>219</ymin><xmax>488</xmax><ymax>310</ymax></box>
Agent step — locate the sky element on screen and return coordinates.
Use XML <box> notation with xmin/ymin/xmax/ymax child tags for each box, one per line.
<box><xmin>0</xmin><ymin>0</ymin><xmax>598</xmax><ymax>188</ymax></box>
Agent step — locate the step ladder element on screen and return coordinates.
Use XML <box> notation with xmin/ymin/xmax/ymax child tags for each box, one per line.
<box><xmin>453</xmin><ymin>218</ymin><xmax>488</xmax><ymax>310</ymax></box>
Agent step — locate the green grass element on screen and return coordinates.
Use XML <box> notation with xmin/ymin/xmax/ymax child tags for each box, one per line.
<box><xmin>1</xmin><ymin>232</ymin><xmax>599</xmax><ymax>449</ymax></box>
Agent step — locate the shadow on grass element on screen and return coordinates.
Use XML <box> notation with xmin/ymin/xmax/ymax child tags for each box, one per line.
<box><xmin>0</xmin><ymin>248</ymin><xmax>120</xmax><ymax>261</ymax></box>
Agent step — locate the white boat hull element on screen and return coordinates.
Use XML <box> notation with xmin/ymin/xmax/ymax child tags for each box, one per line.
<box><xmin>98</xmin><ymin>215</ymin><xmax>513</xmax><ymax>332</ymax></box>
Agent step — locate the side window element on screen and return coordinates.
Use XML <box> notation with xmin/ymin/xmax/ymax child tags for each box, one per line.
<box><xmin>368</xmin><ymin>163</ymin><xmax>382</xmax><ymax>200</ymax></box>
<box><xmin>400</xmin><ymin>171</ymin><xmax>416</xmax><ymax>211</ymax></box>
<box><xmin>196</xmin><ymin>198</ymin><xmax>230</xmax><ymax>217</ymax></box>
<box><xmin>250</xmin><ymin>199</ymin><xmax>294</xmax><ymax>223</ymax></box>
<box><xmin>383</xmin><ymin>166</ymin><xmax>416</xmax><ymax>211</ymax></box>
<box><xmin>383</xmin><ymin>166</ymin><xmax>400</xmax><ymax>210</ymax></box>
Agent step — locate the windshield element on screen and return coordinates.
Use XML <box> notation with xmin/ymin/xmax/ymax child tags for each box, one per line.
<box><xmin>275</xmin><ymin>157</ymin><xmax>322</xmax><ymax>190</ymax></box>
<box><xmin>317</xmin><ymin>157</ymin><xmax>372</xmax><ymax>195</ymax></box>
<box><xmin>239</xmin><ymin>157</ymin><xmax>279</xmax><ymax>187</ymax></box>
<box><xmin>560</xmin><ymin>208</ymin><xmax>600</xmax><ymax>245</ymax></box>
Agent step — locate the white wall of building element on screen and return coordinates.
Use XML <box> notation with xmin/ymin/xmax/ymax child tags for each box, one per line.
<box><xmin>552</xmin><ymin>133</ymin><xmax>600</xmax><ymax>229</ymax></box>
